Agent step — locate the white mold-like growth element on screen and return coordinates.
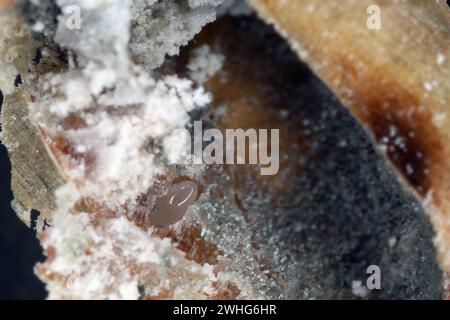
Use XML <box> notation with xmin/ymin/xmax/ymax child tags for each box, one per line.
<box><xmin>28</xmin><ymin>0</ymin><xmax>215</xmax><ymax>212</ymax></box>
<box><xmin>37</xmin><ymin>212</ymin><xmax>218</xmax><ymax>299</ymax></box>
<box><xmin>129</xmin><ymin>0</ymin><xmax>224</xmax><ymax>69</ymax></box>
<box><xmin>24</xmin><ymin>0</ymin><xmax>231</xmax><ymax>299</ymax></box>
<box><xmin>188</xmin><ymin>45</ymin><xmax>225</xmax><ymax>85</ymax></box>
<box><xmin>30</xmin><ymin>66</ymin><xmax>211</xmax><ymax>210</ymax></box>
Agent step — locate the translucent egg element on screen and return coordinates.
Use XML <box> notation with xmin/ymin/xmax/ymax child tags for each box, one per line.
<box><xmin>150</xmin><ymin>180</ymin><xmax>199</xmax><ymax>227</ymax></box>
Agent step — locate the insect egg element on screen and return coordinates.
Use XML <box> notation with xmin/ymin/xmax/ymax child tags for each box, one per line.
<box><xmin>150</xmin><ymin>180</ymin><xmax>199</xmax><ymax>227</ymax></box>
